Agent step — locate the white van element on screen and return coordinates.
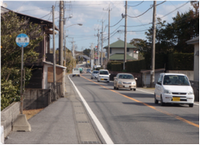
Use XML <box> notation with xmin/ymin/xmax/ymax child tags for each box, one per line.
<box><xmin>72</xmin><ymin>68</ymin><xmax>80</xmax><ymax>77</ymax></box>
<box><xmin>154</xmin><ymin>73</ymin><xmax>194</xmax><ymax>107</ymax></box>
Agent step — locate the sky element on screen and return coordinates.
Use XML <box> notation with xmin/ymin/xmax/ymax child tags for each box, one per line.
<box><xmin>1</xmin><ymin>0</ymin><xmax>196</xmax><ymax>52</ymax></box>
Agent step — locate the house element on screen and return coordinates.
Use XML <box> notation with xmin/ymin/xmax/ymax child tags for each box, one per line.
<box><xmin>186</xmin><ymin>36</ymin><xmax>199</xmax><ymax>101</ymax></box>
<box><xmin>186</xmin><ymin>36</ymin><xmax>199</xmax><ymax>82</ymax></box>
<box><xmin>1</xmin><ymin>7</ymin><xmax>66</xmax><ymax>96</ymax></box>
<box><xmin>104</xmin><ymin>39</ymin><xmax>138</xmax><ymax>61</ymax></box>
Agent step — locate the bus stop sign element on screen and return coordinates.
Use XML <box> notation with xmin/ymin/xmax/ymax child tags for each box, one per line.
<box><xmin>16</xmin><ymin>33</ymin><xmax>29</xmax><ymax>47</ymax></box>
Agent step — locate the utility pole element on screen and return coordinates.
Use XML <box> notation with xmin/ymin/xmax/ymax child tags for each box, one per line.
<box><xmin>52</xmin><ymin>5</ymin><xmax>56</xmax><ymax>100</ymax></box>
<box><xmin>97</xmin><ymin>29</ymin><xmax>100</xmax><ymax>65</ymax></box>
<box><xmin>101</xmin><ymin>20</ymin><xmax>104</xmax><ymax>66</ymax></box>
<box><xmin>91</xmin><ymin>43</ymin><xmax>94</xmax><ymax>70</ymax></box>
<box><xmin>59</xmin><ymin>0</ymin><xmax>64</xmax><ymax>65</ymax></box>
<box><xmin>150</xmin><ymin>1</ymin><xmax>156</xmax><ymax>87</ymax></box>
<box><xmin>104</xmin><ymin>4</ymin><xmax>111</xmax><ymax>62</ymax></box>
<box><xmin>63</xmin><ymin>6</ymin><xmax>66</xmax><ymax>64</ymax></box>
<box><xmin>123</xmin><ymin>1</ymin><xmax>127</xmax><ymax>70</ymax></box>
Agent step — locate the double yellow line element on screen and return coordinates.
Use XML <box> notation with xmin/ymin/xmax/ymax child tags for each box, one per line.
<box><xmin>81</xmin><ymin>75</ymin><xmax>199</xmax><ymax>128</ymax></box>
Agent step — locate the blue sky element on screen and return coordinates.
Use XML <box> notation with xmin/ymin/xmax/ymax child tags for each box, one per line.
<box><xmin>1</xmin><ymin>0</ymin><xmax>195</xmax><ymax>52</ymax></box>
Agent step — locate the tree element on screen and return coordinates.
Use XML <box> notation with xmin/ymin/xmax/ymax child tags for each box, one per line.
<box><xmin>83</xmin><ymin>48</ymin><xmax>91</xmax><ymax>57</ymax></box>
<box><xmin>144</xmin><ymin>5</ymin><xmax>199</xmax><ymax>53</ymax></box>
<box><xmin>1</xmin><ymin>12</ymin><xmax>44</xmax><ymax>110</ymax></box>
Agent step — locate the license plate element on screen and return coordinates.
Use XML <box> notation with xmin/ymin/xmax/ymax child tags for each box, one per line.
<box><xmin>125</xmin><ymin>85</ymin><xmax>129</xmax><ymax>88</ymax></box>
<box><xmin>173</xmin><ymin>97</ymin><xmax>180</xmax><ymax>101</ymax></box>
<box><xmin>101</xmin><ymin>78</ymin><xmax>104</xmax><ymax>80</ymax></box>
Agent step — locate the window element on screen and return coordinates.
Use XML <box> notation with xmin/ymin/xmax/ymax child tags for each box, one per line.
<box><xmin>163</xmin><ymin>75</ymin><xmax>190</xmax><ymax>86</ymax></box>
<box><xmin>127</xmin><ymin>48</ymin><xmax>129</xmax><ymax>52</ymax></box>
<box><xmin>100</xmin><ymin>71</ymin><xmax>109</xmax><ymax>75</ymax></box>
<box><xmin>157</xmin><ymin>75</ymin><xmax>163</xmax><ymax>84</ymax></box>
<box><xmin>110</xmin><ymin>48</ymin><xmax>112</xmax><ymax>54</ymax></box>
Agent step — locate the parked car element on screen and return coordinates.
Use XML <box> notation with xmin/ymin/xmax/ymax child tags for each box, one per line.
<box><xmin>114</xmin><ymin>73</ymin><xmax>137</xmax><ymax>91</ymax></box>
<box><xmin>97</xmin><ymin>69</ymin><xmax>110</xmax><ymax>83</ymax></box>
<box><xmin>154</xmin><ymin>73</ymin><xmax>194</xmax><ymax>107</ymax></box>
<box><xmin>72</xmin><ymin>68</ymin><xmax>80</xmax><ymax>77</ymax></box>
<box><xmin>91</xmin><ymin>70</ymin><xmax>99</xmax><ymax>79</ymax></box>
<box><xmin>87</xmin><ymin>69</ymin><xmax>91</xmax><ymax>73</ymax></box>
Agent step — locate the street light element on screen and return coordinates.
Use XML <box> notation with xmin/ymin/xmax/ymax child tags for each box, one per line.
<box><xmin>65</xmin><ymin>23</ymin><xmax>83</xmax><ymax>28</ymax></box>
<box><xmin>64</xmin><ymin>23</ymin><xmax>83</xmax><ymax>61</ymax></box>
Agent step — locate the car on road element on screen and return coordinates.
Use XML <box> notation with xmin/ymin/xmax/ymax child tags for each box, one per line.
<box><xmin>97</xmin><ymin>69</ymin><xmax>110</xmax><ymax>83</ymax></box>
<box><xmin>91</xmin><ymin>70</ymin><xmax>99</xmax><ymax>79</ymax></box>
<box><xmin>154</xmin><ymin>73</ymin><xmax>194</xmax><ymax>107</ymax></box>
<box><xmin>72</xmin><ymin>68</ymin><xmax>80</xmax><ymax>77</ymax></box>
<box><xmin>87</xmin><ymin>68</ymin><xmax>91</xmax><ymax>73</ymax></box>
<box><xmin>114</xmin><ymin>73</ymin><xmax>137</xmax><ymax>91</ymax></box>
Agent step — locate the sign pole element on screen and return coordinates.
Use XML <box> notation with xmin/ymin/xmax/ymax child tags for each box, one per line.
<box><xmin>20</xmin><ymin>46</ymin><xmax>24</xmax><ymax>114</ymax></box>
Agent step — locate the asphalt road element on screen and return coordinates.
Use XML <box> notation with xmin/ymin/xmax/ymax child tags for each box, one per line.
<box><xmin>70</xmin><ymin>73</ymin><xmax>199</xmax><ymax>144</ymax></box>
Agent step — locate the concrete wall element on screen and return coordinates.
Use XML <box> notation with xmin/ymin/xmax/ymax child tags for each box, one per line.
<box><xmin>23</xmin><ymin>89</ymin><xmax>52</xmax><ymax>110</ymax></box>
<box><xmin>194</xmin><ymin>44</ymin><xmax>199</xmax><ymax>81</ymax></box>
<box><xmin>166</xmin><ymin>70</ymin><xmax>194</xmax><ymax>80</ymax></box>
<box><xmin>141</xmin><ymin>70</ymin><xmax>194</xmax><ymax>87</ymax></box>
<box><xmin>1</xmin><ymin>102</ymin><xmax>20</xmax><ymax>138</ymax></box>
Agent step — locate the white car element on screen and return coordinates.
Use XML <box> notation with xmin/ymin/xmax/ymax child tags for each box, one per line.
<box><xmin>97</xmin><ymin>69</ymin><xmax>110</xmax><ymax>83</ymax></box>
<box><xmin>91</xmin><ymin>70</ymin><xmax>99</xmax><ymax>79</ymax></box>
<box><xmin>114</xmin><ymin>73</ymin><xmax>137</xmax><ymax>91</ymax></box>
<box><xmin>154</xmin><ymin>73</ymin><xmax>194</xmax><ymax>107</ymax></box>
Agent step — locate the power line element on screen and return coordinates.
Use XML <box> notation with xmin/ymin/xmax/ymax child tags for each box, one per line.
<box><xmin>128</xmin><ymin>1</ymin><xmax>144</xmax><ymax>7</ymax></box>
<box><xmin>110</xmin><ymin>17</ymin><xmax>124</xmax><ymax>27</ymax></box>
<box><xmin>160</xmin><ymin>1</ymin><xmax>190</xmax><ymax>19</ymax></box>
<box><xmin>128</xmin><ymin>0</ymin><xmax>166</xmax><ymax>18</ymax></box>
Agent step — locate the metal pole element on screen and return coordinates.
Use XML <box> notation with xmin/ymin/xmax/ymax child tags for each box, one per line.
<box><xmin>59</xmin><ymin>1</ymin><xmax>64</xmax><ymax>65</ymax></box>
<box><xmin>97</xmin><ymin>29</ymin><xmax>100</xmax><ymax>65</ymax></box>
<box><xmin>108</xmin><ymin>4</ymin><xmax>111</xmax><ymax>62</ymax></box>
<box><xmin>101</xmin><ymin>21</ymin><xmax>104</xmax><ymax>66</ymax></box>
<box><xmin>53</xmin><ymin>5</ymin><xmax>56</xmax><ymax>100</ymax></box>
<box><xmin>20</xmin><ymin>46</ymin><xmax>24</xmax><ymax>114</ymax></box>
<box><xmin>150</xmin><ymin>1</ymin><xmax>156</xmax><ymax>87</ymax></box>
<box><xmin>123</xmin><ymin>1</ymin><xmax>127</xmax><ymax>70</ymax></box>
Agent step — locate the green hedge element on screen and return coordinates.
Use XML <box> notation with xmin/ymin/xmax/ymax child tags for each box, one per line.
<box><xmin>107</xmin><ymin>53</ymin><xmax>194</xmax><ymax>72</ymax></box>
<box><xmin>167</xmin><ymin>53</ymin><xmax>193</xmax><ymax>70</ymax></box>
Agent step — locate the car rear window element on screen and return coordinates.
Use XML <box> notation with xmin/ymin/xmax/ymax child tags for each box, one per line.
<box><xmin>163</xmin><ymin>75</ymin><xmax>190</xmax><ymax>86</ymax></box>
<box><xmin>93</xmin><ymin>71</ymin><xmax>99</xmax><ymax>74</ymax></box>
<box><xmin>119</xmin><ymin>74</ymin><xmax>134</xmax><ymax>79</ymax></box>
<box><xmin>100</xmin><ymin>71</ymin><xmax>109</xmax><ymax>75</ymax></box>
<box><xmin>74</xmin><ymin>69</ymin><xmax>78</xmax><ymax>71</ymax></box>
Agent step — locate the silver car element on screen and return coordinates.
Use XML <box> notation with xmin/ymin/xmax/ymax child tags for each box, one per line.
<box><xmin>114</xmin><ymin>73</ymin><xmax>137</xmax><ymax>91</ymax></box>
<box><xmin>91</xmin><ymin>70</ymin><xmax>99</xmax><ymax>79</ymax></box>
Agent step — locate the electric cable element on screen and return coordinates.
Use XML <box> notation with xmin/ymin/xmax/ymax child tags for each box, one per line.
<box><xmin>128</xmin><ymin>0</ymin><xmax>166</xmax><ymax>18</ymax></box>
<box><xmin>128</xmin><ymin>1</ymin><xmax>144</xmax><ymax>7</ymax></box>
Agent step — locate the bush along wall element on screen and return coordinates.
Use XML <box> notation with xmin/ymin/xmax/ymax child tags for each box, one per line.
<box><xmin>167</xmin><ymin>53</ymin><xmax>194</xmax><ymax>70</ymax></box>
<box><xmin>107</xmin><ymin>52</ymin><xmax>194</xmax><ymax>73</ymax></box>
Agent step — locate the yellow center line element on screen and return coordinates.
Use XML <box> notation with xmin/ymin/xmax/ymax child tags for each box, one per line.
<box><xmin>80</xmin><ymin>75</ymin><xmax>199</xmax><ymax>128</ymax></box>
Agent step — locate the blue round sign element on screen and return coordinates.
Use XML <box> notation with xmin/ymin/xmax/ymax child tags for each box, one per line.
<box><xmin>16</xmin><ymin>33</ymin><xmax>29</xmax><ymax>47</ymax></box>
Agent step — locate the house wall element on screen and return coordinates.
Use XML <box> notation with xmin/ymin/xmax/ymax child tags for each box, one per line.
<box><xmin>142</xmin><ymin>72</ymin><xmax>163</xmax><ymax>87</ymax></box>
<box><xmin>110</xmin><ymin>48</ymin><xmax>138</xmax><ymax>60</ymax></box>
<box><xmin>26</xmin><ymin>67</ymin><xmax>43</xmax><ymax>89</ymax></box>
<box><xmin>194</xmin><ymin>44</ymin><xmax>199</xmax><ymax>81</ymax></box>
<box><xmin>166</xmin><ymin>70</ymin><xmax>194</xmax><ymax>80</ymax></box>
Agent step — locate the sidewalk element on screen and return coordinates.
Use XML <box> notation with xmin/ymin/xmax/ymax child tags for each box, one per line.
<box><xmin>5</xmin><ymin>74</ymin><xmax>101</xmax><ymax>144</ymax></box>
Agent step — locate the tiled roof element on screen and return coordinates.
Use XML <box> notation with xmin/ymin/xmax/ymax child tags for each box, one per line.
<box><xmin>104</xmin><ymin>39</ymin><xmax>137</xmax><ymax>49</ymax></box>
<box><xmin>110</xmin><ymin>53</ymin><xmax>136</xmax><ymax>60</ymax></box>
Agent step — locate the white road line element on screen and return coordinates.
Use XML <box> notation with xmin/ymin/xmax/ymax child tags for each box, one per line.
<box><xmin>68</xmin><ymin>75</ymin><xmax>114</xmax><ymax>144</ymax></box>
<box><xmin>137</xmin><ymin>88</ymin><xmax>154</xmax><ymax>95</ymax></box>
